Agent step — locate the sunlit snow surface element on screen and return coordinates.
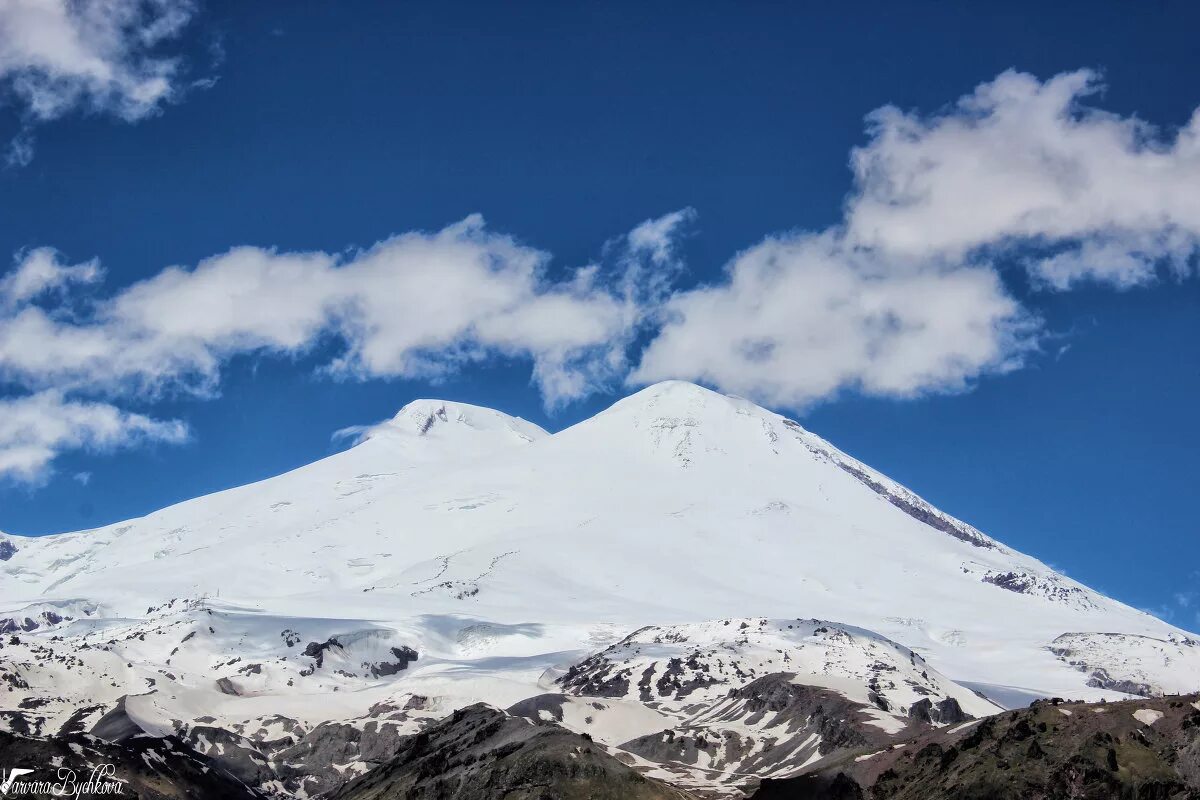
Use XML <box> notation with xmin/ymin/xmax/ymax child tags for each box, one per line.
<box><xmin>2</xmin><ymin>382</ymin><xmax>1197</xmax><ymax>789</ymax></box>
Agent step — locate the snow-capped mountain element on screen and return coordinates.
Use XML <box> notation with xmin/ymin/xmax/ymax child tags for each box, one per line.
<box><xmin>1</xmin><ymin>381</ymin><xmax>1196</xmax><ymax>796</ymax></box>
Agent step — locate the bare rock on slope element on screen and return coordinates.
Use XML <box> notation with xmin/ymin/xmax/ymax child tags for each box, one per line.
<box><xmin>753</xmin><ymin>693</ymin><xmax>1200</xmax><ymax>800</ymax></box>
<box><xmin>0</xmin><ymin>727</ymin><xmax>264</xmax><ymax>799</ymax></box>
<box><xmin>331</xmin><ymin>703</ymin><xmax>696</xmax><ymax>800</ymax></box>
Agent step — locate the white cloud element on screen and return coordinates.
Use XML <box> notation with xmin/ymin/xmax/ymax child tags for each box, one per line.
<box><xmin>5</xmin><ymin>126</ymin><xmax>33</xmax><ymax>167</ymax></box>
<box><xmin>0</xmin><ymin>214</ymin><xmax>685</xmax><ymax>479</ymax></box>
<box><xmin>0</xmin><ymin>216</ymin><xmax>640</xmax><ymax>408</ymax></box>
<box><xmin>627</xmin><ymin>208</ymin><xmax>695</xmax><ymax>267</ymax></box>
<box><xmin>0</xmin><ymin>0</ymin><xmax>198</xmax><ymax>163</ymax></box>
<box><xmin>845</xmin><ymin>69</ymin><xmax>1200</xmax><ymax>288</ymax></box>
<box><xmin>632</xmin><ymin>69</ymin><xmax>1200</xmax><ymax>405</ymax></box>
<box><xmin>0</xmin><ymin>391</ymin><xmax>186</xmax><ymax>485</ymax></box>
<box><xmin>73</xmin><ymin>470</ymin><xmax>91</xmax><ymax>485</ymax></box>
<box><xmin>6</xmin><ymin>69</ymin><xmax>1199</xmax><ymax>483</ymax></box>
<box><xmin>632</xmin><ymin>232</ymin><xmax>1034</xmax><ymax>408</ymax></box>
<box><xmin>1029</xmin><ymin>232</ymin><xmax>1193</xmax><ymax>291</ymax></box>
<box><xmin>1</xmin><ymin>247</ymin><xmax>102</xmax><ymax>307</ymax></box>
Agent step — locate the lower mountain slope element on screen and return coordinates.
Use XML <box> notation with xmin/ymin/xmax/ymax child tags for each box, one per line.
<box><xmin>1</xmin><ymin>382</ymin><xmax>1198</xmax><ymax>797</ymax></box>
<box><xmin>329</xmin><ymin>703</ymin><xmax>696</xmax><ymax>800</ymax></box>
<box><xmin>0</xmin><ymin>727</ymin><xmax>265</xmax><ymax>799</ymax></box>
<box><xmin>753</xmin><ymin>693</ymin><xmax>1200</xmax><ymax>800</ymax></box>
<box><xmin>541</xmin><ymin>618</ymin><xmax>1001</xmax><ymax>794</ymax></box>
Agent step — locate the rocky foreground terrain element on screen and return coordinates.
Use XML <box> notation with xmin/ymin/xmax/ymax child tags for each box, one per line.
<box><xmin>0</xmin><ymin>727</ymin><xmax>261</xmax><ymax>799</ymax></box>
<box><xmin>2</xmin><ymin>693</ymin><xmax>1197</xmax><ymax>799</ymax></box>
<box><xmin>330</xmin><ymin>703</ymin><xmax>694</xmax><ymax>800</ymax></box>
<box><xmin>755</xmin><ymin>693</ymin><xmax>1200</xmax><ymax>800</ymax></box>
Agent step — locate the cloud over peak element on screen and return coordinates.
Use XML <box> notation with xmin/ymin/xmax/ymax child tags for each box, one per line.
<box><xmin>632</xmin><ymin>68</ymin><xmax>1200</xmax><ymax>407</ymax></box>
<box><xmin>3</xmin><ymin>68</ymin><xmax>1198</xmax><ymax>483</ymax></box>
<box><xmin>0</xmin><ymin>215</ymin><xmax>657</xmax><ymax>399</ymax></box>
<box><xmin>0</xmin><ymin>212</ymin><xmax>687</xmax><ymax>482</ymax></box>
<box><xmin>631</xmin><ymin>232</ymin><xmax>1035</xmax><ymax>409</ymax></box>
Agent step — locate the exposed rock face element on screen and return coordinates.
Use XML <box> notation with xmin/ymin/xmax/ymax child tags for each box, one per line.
<box><xmin>0</xmin><ymin>610</ymin><xmax>66</xmax><ymax>634</ymax></box>
<box><xmin>0</xmin><ymin>617</ymin><xmax>36</xmax><ymax>634</ymax></box>
<box><xmin>617</xmin><ymin>674</ymin><xmax>883</xmax><ymax>789</ymax></box>
<box><xmin>550</xmin><ymin>619</ymin><xmax>1001</xmax><ymax>792</ymax></box>
<box><xmin>962</xmin><ymin>565</ymin><xmax>1100</xmax><ymax>609</ymax></box>
<box><xmin>0</xmin><ymin>727</ymin><xmax>263</xmax><ymax>799</ymax></box>
<box><xmin>0</xmin><ymin>539</ymin><xmax>16</xmax><ymax>561</ymax></box>
<box><xmin>175</xmin><ymin>710</ymin><xmax>414</xmax><ymax>798</ymax></box>
<box><xmin>301</xmin><ymin>637</ymin><xmax>343</xmax><ymax>673</ymax></box>
<box><xmin>556</xmin><ymin>618</ymin><xmax>993</xmax><ymax>718</ymax></box>
<box><xmin>365</xmin><ymin>645</ymin><xmax>418</xmax><ymax>677</ymax></box>
<box><xmin>753</xmin><ymin>693</ymin><xmax>1200</xmax><ymax>800</ymax></box>
<box><xmin>755</xmin><ymin>772</ymin><xmax>865</xmax><ymax>800</ymax></box>
<box><xmin>1084</xmin><ymin>670</ymin><xmax>1155</xmax><ymax>697</ymax></box>
<box><xmin>270</xmin><ymin>718</ymin><xmax>408</xmax><ymax>797</ymax></box>
<box><xmin>77</xmin><ymin>690</ymin><xmax>432</xmax><ymax>800</ymax></box>
<box><xmin>506</xmin><ymin>693</ymin><xmax>569</xmax><ymax>722</ymax></box>
<box><xmin>724</xmin><ymin>675</ymin><xmax>878</xmax><ymax>756</ymax></box>
<box><xmin>906</xmin><ymin>697</ymin><xmax>972</xmax><ymax>725</ymax></box>
<box><xmin>331</xmin><ymin>703</ymin><xmax>696</xmax><ymax>800</ymax></box>
<box><xmin>185</xmin><ymin>725</ymin><xmax>277</xmax><ymax>786</ymax></box>
<box><xmin>88</xmin><ymin>696</ymin><xmax>144</xmax><ymax>742</ymax></box>
<box><xmin>1048</xmin><ymin>631</ymin><xmax>1200</xmax><ymax>699</ymax></box>
<box><xmin>830</xmin><ymin>458</ymin><xmax>996</xmax><ymax>549</ymax></box>
<box><xmin>216</xmin><ymin>676</ymin><xmax>241</xmax><ymax>695</ymax></box>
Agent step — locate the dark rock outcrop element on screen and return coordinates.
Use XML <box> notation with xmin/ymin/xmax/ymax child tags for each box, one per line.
<box><xmin>365</xmin><ymin>645</ymin><xmax>419</xmax><ymax>677</ymax></box>
<box><xmin>753</xmin><ymin>692</ymin><xmax>1200</xmax><ymax>800</ymax></box>
<box><xmin>907</xmin><ymin>696</ymin><xmax>972</xmax><ymax>725</ymax></box>
<box><xmin>331</xmin><ymin>703</ymin><xmax>695</xmax><ymax>800</ymax></box>
<box><xmin>300</xmin><ymin>637</ymin><xmax>343</xmax><ymax>675</ymax></box>
<box><xmin>270</xmin><ymin>718</ymin><xmax>408</xmax><ymax>796</ymax></box>
<box><xmin>89</xmin><ymin>696</ymin><xmax>145</xmax><ymax>742</ymax></box>
<box><xmin>0</xmin><ymin>727</ymin><xmax>264</xmax><ymax>799</ymax></box>
<box><xmin>185</xmin><ymin>725</ymin><xmax>276</xmax><ymax>786</ymax></box>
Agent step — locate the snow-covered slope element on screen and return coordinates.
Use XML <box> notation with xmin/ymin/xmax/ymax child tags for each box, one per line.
<box><xmin>1</xmin><ymin>382</ymin><xmax>1195</xmax><ymax>795</ymax></box>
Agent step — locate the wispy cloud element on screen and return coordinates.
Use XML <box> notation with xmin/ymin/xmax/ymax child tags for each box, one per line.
<box><xmin>0</xmin><ymin>0</ymin><xmax>200</xmax><ymax>165</ymax></box>
<box><xmin>0</xmin><ymin>391</ymin><xmax>185</xmax><ymax>485</ymax></box>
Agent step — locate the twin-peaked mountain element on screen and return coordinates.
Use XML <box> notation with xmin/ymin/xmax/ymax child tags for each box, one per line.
<box><xmin>1</xmin><ymin>381</ymin><xmax>1196</xmax><ymax>797</ymax></box>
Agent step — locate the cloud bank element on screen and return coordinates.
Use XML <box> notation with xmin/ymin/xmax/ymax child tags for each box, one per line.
<box><xmin>634</xmin><ymin>68</ymin><xmax>1199</xmax><ymax>405</ymax></box>
<box><xmin>0</xmin><ymin>218</ymin><xmax>639</xmax><ymax>404</ymax></box>
<box><xmin>0</xmin><ymin>216</ymin><xmax>666</xmax><ymax>482</ymax></box>
<box><xmin>3</xmin><ymin>68</ymin><xmax>1197</xmax><ymax>482</ymax></box>
<box><xmin>0</xmin><ymin>0</ymin><xmax>198</xmax><ymax>164</ymax></box>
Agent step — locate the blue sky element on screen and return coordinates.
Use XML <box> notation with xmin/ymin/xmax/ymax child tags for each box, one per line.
<box><xmin>0</xmin><ymin>1</ymin><xmax>1197</xmax><ymax>630</ymax></box>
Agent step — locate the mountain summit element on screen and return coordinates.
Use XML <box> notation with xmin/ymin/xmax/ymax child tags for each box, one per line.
<box><xmin>347</xmin><ymin>398</ymin><xmax>548</xmax><ymax>459</ymax></box>
<box><xmin>378</xmin><ymin>398</ymin><xmax>547</xmax><ymax>441</ymax></box>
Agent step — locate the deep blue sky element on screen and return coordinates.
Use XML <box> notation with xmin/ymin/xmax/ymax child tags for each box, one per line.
<box><xmin>1</xmin><ymin>1</ymin><xmax>1197</xmax><ymax>630</ymax></box>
